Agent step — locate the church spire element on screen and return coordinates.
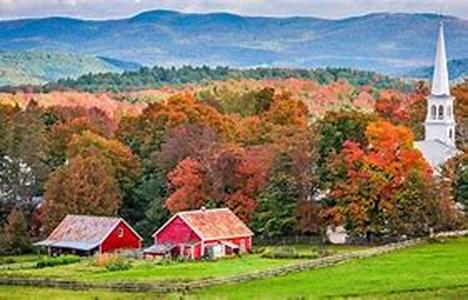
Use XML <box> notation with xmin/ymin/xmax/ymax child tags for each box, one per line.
<box><xmin>431</xmin><ymin>22</ymin><xmax>450</xmax><ymax>96</ymax></box>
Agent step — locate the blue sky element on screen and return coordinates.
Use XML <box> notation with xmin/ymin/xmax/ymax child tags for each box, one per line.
<box><xmin>0</xmin><ymin>0</ymin><xmax>466</xmax><ymax>20</ymax></box>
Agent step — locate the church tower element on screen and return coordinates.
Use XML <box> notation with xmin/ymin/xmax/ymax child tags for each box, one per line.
<box><xmin>424</xmin><ymin>22</ymin><xmax>456</xmax><ymax>147</ymax></box>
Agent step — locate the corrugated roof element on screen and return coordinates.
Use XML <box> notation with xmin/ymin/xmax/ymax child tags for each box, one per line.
<box><xmin>36</xmin><ymin>215</ymin><xmax>124</xmax><ymax>249</ymax></box>
<box><xmin>176</xmin><ymin>208</ymin><xmax>253</xmax><ymax>240</ymax></box>
<box><xmin>143</xmin><ymin>244</ymin><xmax>176</xmax><ymax>254</ymax></box>
<box><xmin>34</xmin><ymin>240</ymin><xmax>100</xmax><ymax>251</ymax></box>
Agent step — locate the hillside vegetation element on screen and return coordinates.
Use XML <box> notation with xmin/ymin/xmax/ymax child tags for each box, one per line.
<box><xmin>406</xmin><ymin>58</ymin><xmax>468</xmax><ymax>81</ymax></box>
<box><xmin>54</xmin><ymin>66</ymin><xmax>412</xmax><ymax>93</ymax></box>
<box><xmin>0</xmin><ymin>51</ymin><xmax>132</xmax><ymax>87</ymax></box>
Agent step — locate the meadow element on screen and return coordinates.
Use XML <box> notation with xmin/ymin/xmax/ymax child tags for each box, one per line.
<box><xmin>193</xmin><ymin>237</ymin><xmax>468</xmax><ymax>299</ymax></box>
<box><xmin>0</xmin><ymin>237</ymin><xmax>467</xmax><ymax>299</ymax></box>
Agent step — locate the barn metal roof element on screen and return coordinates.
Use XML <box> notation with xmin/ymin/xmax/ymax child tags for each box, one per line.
<box><xmin>35</xmin><ymin>215</ymin><xmax>142</xmax><ymax>250</ymax></box>
<box><xmin>154</xmin><ymin>208</ymin><xmax>253</xmax><ymax>240</ymax></box>
<box><xmin>143</xmin><ymin>244</ymin><xmax>176</xmax><ymax>254</ymax></box>
<box><xmin>34</xmin><ymin>240</ymin><xmax>100</xmax><ymax>251</ymax></box>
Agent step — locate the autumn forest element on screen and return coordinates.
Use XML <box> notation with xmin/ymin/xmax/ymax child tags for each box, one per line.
<box><xmin>1</xmin><ymin>75</ymin><xmax>467</xmax><ymax>253</ymax></box>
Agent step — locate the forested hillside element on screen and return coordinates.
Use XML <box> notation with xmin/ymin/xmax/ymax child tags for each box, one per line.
<box><xmin>53</xmin><ymin>66</ymin><xmax>412</xmax><ymax>93</ymax></box>
<box><xmin>406</xmin><ymin>58</ymin><xmax>468</xmax><ymax>80</ymax></box>
<box><xmin>0</xmin><ymin>51</ymin><xmax>122</xmax><ymax>86</ymax></box>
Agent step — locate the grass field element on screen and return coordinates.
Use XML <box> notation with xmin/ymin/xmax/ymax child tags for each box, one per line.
<box><xmin>0</xmin><ymin>238</ymin><xmax>466</xmax><ymax>299</ymax></box>
<box><xmin>191</xmin><ymin>237</ymin><xmax>468</xmax><ymax>299</ymax></box>
<box><xmin>1</xmin><ymin>285</ymin><xmax>468</xmax><ymax>300</ymax></box>
<box><xmin>0</xmin><ymin>254</ymin><xmax>302</xmax><ymax>283</ymax></box>
<box><xmin>0</xmin><ymin>244</ymin><xmax>367</xmax><ymax>283</ymax></box>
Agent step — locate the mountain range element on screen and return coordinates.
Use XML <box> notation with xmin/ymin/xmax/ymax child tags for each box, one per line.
<box><xmin>0</xmin><ymin>10</ymin><xmax>467</xmax><ymax>85</ymax></box>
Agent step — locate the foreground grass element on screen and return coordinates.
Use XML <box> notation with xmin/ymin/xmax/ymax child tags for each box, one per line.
<box><xmin>0</xmin><ymin>286</ymin><xmax>157</xmax><ymax>300</ymax></box>
<box><xmin>1</xmin><ymin>285</ymin><xmax>468</xmax><ymax>300</ymax></box>
<box><xmin>191</xmin><ymin>237</ymin><xmax>468</xmax><ymax>299</ymax></box>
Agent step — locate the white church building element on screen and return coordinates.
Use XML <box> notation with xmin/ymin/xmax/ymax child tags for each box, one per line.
<box><xmin>415</xmin><ymin>22</ymin><xmax>459</xmax><ymax>169</ymax></box>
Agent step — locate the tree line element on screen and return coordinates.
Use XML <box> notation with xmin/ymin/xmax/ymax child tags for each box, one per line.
<box><xmin>45</xmin><ymin>66</ymin><xmax>413</xmax><ymax>94</ymax></box>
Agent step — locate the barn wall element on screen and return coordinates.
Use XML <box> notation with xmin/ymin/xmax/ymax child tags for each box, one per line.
<box><xmin>193</xmin><ymin>243</ymin><xmax>202</xmax><ymax>259</ymax></box>
<box><xmin>101</xmin><ymin>221</ymin><xmax>141</xmax><ymax>253</ymax></box>
<box><xmin>155</xmin><ymin>216</ymin><xmax>201</xmax><ymax>244</ymax></box>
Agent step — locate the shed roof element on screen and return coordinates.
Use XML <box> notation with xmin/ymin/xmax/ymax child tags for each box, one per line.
<box><xmin>154</xmin><ymin>208</ymin><xmax>253</xmax><ymax>240</ymax></box>
<box><xmin>35</xmin><ymin>215</ymin><xmax>142</xmax><ymax>250</ymax></box>
<box><xmin>143</xmin><ymin>244</ymin><xmax>177</xmax><ymax>254</ymax></box>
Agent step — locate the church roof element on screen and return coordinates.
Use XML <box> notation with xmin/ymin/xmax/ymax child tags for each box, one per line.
<box><xmin>415</xmin><ymin>139</ymin><xmax>459</xmax><ymax>169</ymax></box>
<box><xmin>431</xmin><ymin>22</ymin><xmax>450</xmax><ymax>96</ymax></box>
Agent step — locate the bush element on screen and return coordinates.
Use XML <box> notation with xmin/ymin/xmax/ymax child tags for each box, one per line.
<box><xmin>105</xmin><ymin>260</ymin><xmax>132</xmax><ymax>272</ymax></box>
<box><xmin>0</xmin><ymin>258</ymin><xmax>16</xmax><ymax>265</ymax></box>
<box><xmin>260</xmin><ymin>246</ymin><xmax>320</xmax><ymax>259</ymax></box>
<box><xmin>96</xmin><ymin>253</ymin><xmax>132</xmax><ymax>272</ymax></box>
<box><xmin>36</xmin><ymin>255</ymin><xmax>81</xmax><ymax>268</ymax></box>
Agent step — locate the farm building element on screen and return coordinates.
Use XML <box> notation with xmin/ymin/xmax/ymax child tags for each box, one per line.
<box><xmin>35</xmin><ymin>215</ymin><xmax>143</xmax><ymax>256</ymax></box>
<box><xmin>146</xmin><ymin>208</ymin><xmax>253</xmax><ymax>260</ymax></box>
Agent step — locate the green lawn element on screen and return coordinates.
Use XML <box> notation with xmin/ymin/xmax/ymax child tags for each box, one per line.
<box><xmin>0</xmin><ymin>254</ymin><xmax>301</xmax><ymax>283</ymax></box>
<box><xmin>1</xmin><ymin>238</ymin><xmax>467</xmax><ymax>299</ymax></box>
<box><xmin>0</xmin><ymin>286</ymin><xmax>157</xmax><ymax>300</ymax></box>
<box><xmin>190</xmin><ymin>237</ymin><xmax>468</xmax><ymax>299</ymax></box>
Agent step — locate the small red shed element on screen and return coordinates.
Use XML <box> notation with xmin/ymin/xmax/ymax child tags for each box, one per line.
<box><xmin>35</xmin><ymin>215</ymin><xmax>143</xmax><ymax>256</ymax></box>
<box><xmin>150</xmin><ymin>208</ymin><xmax>253</xmax><ymax>260</ymax></box>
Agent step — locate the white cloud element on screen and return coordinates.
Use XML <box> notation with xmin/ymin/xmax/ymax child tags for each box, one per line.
<box><xmin>0</xmin><ymin>0</ymin><xmax>467</xmax><ymax>20</ymax></box>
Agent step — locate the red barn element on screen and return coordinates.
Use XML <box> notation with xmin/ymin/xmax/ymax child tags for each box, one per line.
<box><xmin>35</xmin><ymin>215</ymin><xmax>143</xmax><ymax>256</ymax></box>
<box><xmin>148</xmin><ymin>208</ymin><xmax>253</xmax><ymax>260</ymax></box>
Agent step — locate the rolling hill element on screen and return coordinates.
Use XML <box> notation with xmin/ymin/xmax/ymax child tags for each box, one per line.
<box><xmin>0</xmin><ymin>51</ymin><xmax>141</xmax><ymax>86</ymax></box>
<box><xmin>0</xmin><ymin>11</ymin><xmax>467</xmax><ymax>75</ymax></box>
<box><xmin>405</xmin><ymin>58</ymin><xmax>468</xmax><ymax>81</ymax></box>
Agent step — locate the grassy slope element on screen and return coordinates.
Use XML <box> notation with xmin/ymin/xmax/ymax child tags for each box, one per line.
<box><xmin>0</xmin><ymin>255</ymin><xmax>301</xmax><ymax>283</ymax></box>
<box><xmin>192</xmin><ymin>237</ymin><xmax>468</xmax><ymax>299</ymax></box>
<box><xmin>0</xmin><ymin>51</ymin><xmax>119</xmax><ymax>86</ymax></box>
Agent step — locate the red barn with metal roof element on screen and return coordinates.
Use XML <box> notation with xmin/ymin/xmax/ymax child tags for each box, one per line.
<box><xmin>35</xmin><ymin>215</ymin><xmax>143</xmax><ymax>256</ymax></box>
<box><xmin>149</xmin><ymin>208</ymin><xmax>253</xmax><ymax>260</ymax></box>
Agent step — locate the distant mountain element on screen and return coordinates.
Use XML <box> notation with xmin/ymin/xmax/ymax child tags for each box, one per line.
<box><xmin>405</xmin><ymin>58</ymin><xmax>468</xmax><ymax>81</ymax></box>
<box><xmin>0</xmin><ymin>51</ymin><xmax>140</xmax><ymax>87</ymax></box>
<box><xmin>98</xmin><ymin>57</ymin><xmax>142</xmax><ymax>72</ymax></box>
<box><xmin>0</xmin><ymin>11</ymin><xmax>467</xmax><ymax>75</ymax></box>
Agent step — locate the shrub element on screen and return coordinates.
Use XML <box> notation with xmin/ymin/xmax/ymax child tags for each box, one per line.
<box><xmin>0</xmin><ymin>258</ymin><xmax>16</xmax><ymax>265</ymax></box>
<box><xmin>260</xmin><ymin>246</ymin><xmax>320</xmax><ymax>259</ymax></box>
<box><xmin>96</xmin><ymin>253</ymin><xmax>132</xmax><ymax>272</ymax></box>
<box><xmin>105</xmin><ymin>260</ymin><xmax>132</xmax><ymax>272</ymax></box>
<box><xmin>36</xmin><ymin>255</ymin><xmax>81</xmax><ymax>268</ymax></box>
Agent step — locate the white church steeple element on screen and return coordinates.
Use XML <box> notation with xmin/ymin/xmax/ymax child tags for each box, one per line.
<box><xmin>424</xmin><ymin>21</ymin><xmax>456</xmax><ymax>147</ymax></box>
<box><xmin>431</xmin><ymin>22</ymin><xmax>450</xmax><ymax>96</ymax></box>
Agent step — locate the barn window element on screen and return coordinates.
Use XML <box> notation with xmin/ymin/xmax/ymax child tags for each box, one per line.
<box><xmin>118</xmin><ymin>228</ymin><xmax>124</xmax><ymax>238</ymax></box>
<box><xmin>438</xmin><ymin>105</ymin><xmax>444</xmax><ymax>120</ymax></box>
<box><xmin>431</xmin><ymin>105</ymin><xmax>437</xmax><ymax>120</ymax></box>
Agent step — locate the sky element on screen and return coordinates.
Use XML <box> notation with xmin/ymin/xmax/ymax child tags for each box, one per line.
<box><xmin>0</xmin><ymin>0</ymin><xmax>467</xmax><ymax>20</ymax></box>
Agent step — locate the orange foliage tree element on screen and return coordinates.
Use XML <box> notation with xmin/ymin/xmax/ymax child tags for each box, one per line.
<box><xmin>43</xmin><ymin>154</ymin><xmax>121</xmax><ymax>233</ymax></box>
<box><xmin>324</xmin><ymin>121</ymin><xmax>436</xmax><ymax>239</ymax></box>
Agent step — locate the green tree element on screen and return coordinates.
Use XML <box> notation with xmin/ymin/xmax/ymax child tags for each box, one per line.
<box><xmin>255</xmin><ymin>154</ymin><xmax>300</xmax><ymax>238</ymax></box>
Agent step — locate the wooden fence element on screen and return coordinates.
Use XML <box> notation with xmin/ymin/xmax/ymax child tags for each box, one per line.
<box><xmin>1</xmin><ymin>230</ymin><xmax>467</xmax><ymax>293</ymax></box>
